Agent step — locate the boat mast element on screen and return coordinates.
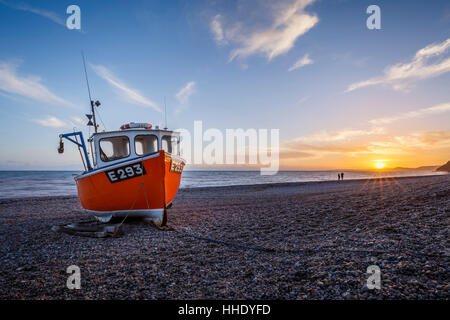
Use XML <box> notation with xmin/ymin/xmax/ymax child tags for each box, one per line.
<box><xmin>82</xmin><ymin>52</ymin><xmax>98</xmax><ymax>133</ymax></box>
<box><xmin>164</xmin><ymin>96</ymin><xmax>168</xmax><ymax>130</ymax></box>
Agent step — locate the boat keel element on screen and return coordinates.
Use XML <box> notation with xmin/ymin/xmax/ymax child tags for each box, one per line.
<box><xmin>85</xmin><ymin>208</ymin><xmax>166</xmax><ymax>227</ymax></box>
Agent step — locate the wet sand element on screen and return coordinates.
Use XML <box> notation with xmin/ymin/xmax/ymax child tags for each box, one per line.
<box><xmin>0</xmin><ymin>174</ymin><xmax>449</xmax><ymax>299</ymax></box>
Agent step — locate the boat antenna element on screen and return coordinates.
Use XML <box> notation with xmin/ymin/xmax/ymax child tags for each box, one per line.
<box><xmin>164</xmin><ymin>96</ymin><xmax>168</xmax><ymax>130</ymax></box>
<box><xmin>81</xmin><ymin>51</ymin><xmax>99</xmax><ymax>133</ymax></box>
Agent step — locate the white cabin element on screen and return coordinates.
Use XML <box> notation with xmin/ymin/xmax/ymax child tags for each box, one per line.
<box><xmin>88</xmin><ymin>124</ymin><xmax>180</xmax><ymax>169</ymax></box>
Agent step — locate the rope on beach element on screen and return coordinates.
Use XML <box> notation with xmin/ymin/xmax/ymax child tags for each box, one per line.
<box><xmin>117</xmin><ymin>171</ymin><xmax>149</xmax><ymax>229</ymax></box>
<box><xmin>52</xmin><ymin>217</ymin><xmax>448</xmax><ymax>258</ymax></box>
<box><xmin>171</xmin><ymin>228</ymin><xmax>448</xmax><ymax>259</ymax></box>
<box><xmin>174</xmin><ymin>229</ymin><xmax>276</xmax><ymax>253</ymax></box>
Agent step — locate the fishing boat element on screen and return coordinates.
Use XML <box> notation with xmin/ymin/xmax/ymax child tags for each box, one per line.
<box><xmin>58</xmin><ymin>56</ymin><xmax>184</xmax><ymax>226</ymax></box>
<box><xmin>59</xmin><ymin>122</ymin><xmax>184</xmax><ymax>226</ymax></box>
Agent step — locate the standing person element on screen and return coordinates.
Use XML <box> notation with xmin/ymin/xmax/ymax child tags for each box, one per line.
<box><xmin>338</xmin><ymin>173</ymin><xmax>341</xmax><ymax>181</ymax></box>
<box><xmin>341</xmin><ymin>172</ymin><xmax>344</xmax><ymax>180</ymax></box>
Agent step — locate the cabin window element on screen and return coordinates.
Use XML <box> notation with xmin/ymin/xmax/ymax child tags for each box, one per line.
<box><xmin>99</xmin><ymin>136</ymin><xmax>130</xmax><ymax>162</ymax></box>
<box><xmin>135</xmin><ymin>135</ymin><xmax>158</xmax><ymax>156</ymax></box>
<box><xmin>162</xmin><ymin>136</ymin><xmax>179</xmax><ymax>155</ymax></box>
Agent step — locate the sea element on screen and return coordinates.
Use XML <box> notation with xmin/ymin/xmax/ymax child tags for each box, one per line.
<box><xmin>0</xmin><ymin>170</ymin><xmax>445</xmax><ymax>200</ymax></box>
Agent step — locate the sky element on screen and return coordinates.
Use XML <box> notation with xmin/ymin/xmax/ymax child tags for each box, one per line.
<box><xmin>0</xmin><ymin>0</ymin><xmax>449</xmax><ymax>171</ymax></box>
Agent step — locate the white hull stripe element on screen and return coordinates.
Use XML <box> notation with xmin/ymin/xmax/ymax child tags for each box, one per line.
<box><xmin>166</xmin><ymin>153</ymin><xmax>185</xmax><ymax>163</ymax></box>
<box><xmin>75</xmin><ymin>152</ymin><xmax>185</xmax><ymax>181</ymax></box>
<box><xmin>75</xmin><ymin>152</ymin><xmax>161</xmax><ymax>181</ymax></box>
<box><xmin>84</xmin><ymin>208</ymin><xmax>164</xmax><ymax>218</ymax></box>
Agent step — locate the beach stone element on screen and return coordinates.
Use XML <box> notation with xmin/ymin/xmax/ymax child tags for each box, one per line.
<box><xmin>0</xmin><ymin>174</ymin><xmax>449</xmax><ymax>299</ymax></box>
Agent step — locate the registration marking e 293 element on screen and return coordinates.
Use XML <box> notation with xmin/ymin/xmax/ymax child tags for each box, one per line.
<box><xmin>105</xmin><ymin>162</ymin><xmax>146</xmax><ymax>183</ymax></box>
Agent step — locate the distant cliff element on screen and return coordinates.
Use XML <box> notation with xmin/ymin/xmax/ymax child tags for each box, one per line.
<box><xmin>436</xmin><ymin>161</ymin><xmax>450</xmax><ymax>172</ymax></box>
<box><xmin>391</xmin><ymin>165</ymin><xmax>438</xmax><ymax>171</ymax></box>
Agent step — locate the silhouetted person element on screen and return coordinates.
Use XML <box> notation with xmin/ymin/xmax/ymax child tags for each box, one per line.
<box><xmin>338</xmin><ymin>173</ymin><xmax>341</xmax><ymax>181</ymax></box>
<box><xmin>341</xmin><ymin>172</ymin><xmax>344</xmax><ymax>180</ymax></box>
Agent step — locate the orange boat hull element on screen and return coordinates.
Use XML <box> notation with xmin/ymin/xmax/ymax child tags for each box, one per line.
<box><xmin>75</xmin><ymin>150</ymin><xmax>184</xmax><ymax>226</ymax></box>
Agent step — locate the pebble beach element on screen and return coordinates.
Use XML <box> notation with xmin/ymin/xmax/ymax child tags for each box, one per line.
<box><xmin>0</xmin><ymin>174</ymin><xmax>449</xmax><ymax>299</ymax></box>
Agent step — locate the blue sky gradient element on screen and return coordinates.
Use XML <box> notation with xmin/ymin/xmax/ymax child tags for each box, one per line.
<box><xmin>0</xmin><ymin>0</ymin><xmax>449</xmax><ymax>170</ymax></box>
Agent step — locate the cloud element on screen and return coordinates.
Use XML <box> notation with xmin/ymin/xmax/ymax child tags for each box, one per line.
<box><xmin>366</xmin><ymin>130</ymin><xmax>450</xmax><ymax>155</ymax></box>
<box><xmin>91</xmin><ymin>64</ymin><xmax>161</xmax><ymax>112</ymax></box>
<box><xmin>71</xmin><ymin>116</ymin><xmax>84</xmax><ymax>124</ymax></box>
<box><xmin>347</xmin><ymin>38</ymin><xmax>450</xmax><ymax>92</ymax></box>
<box><xmin>283</xmin><ymin>129</ymin><xmax>450</xmax><ymax>160</ymax></box>
<box><xmin>418</xmin><ymin>131</ymin><xmax>450</xmax><ymax>145</ymax></box>
<box><xmin>280</xmin><ymin>127</ymin><xmax>385</xmax><ymax>159</ymax></box>
<box><xmin>175</xmin><ymin>81</ymin><xmax>196</xmax><ymax>113</ymax></box>
<box><xmin>370</xmin><ymin>101</ymin><xmax>450</xmax><ymax>125</ymax></box>
<box><xmin>289</xmin><ymin>101</ymin><xmax>450</xmax><ymax>151</ymax></box>
<box><xmin>294</xmin><ymin>127</ymin><xmax>385</xmax><ymax>143</ymax></box>
<box><xmin>288</xmin><ymin>53</ymin><xmax>313</xmax><ymax>71</ymax></box>
<box><xmin>283</xmin><ymin>142</ymin><xmax>371</xmax><ymax>154</ymax></box>
<box><xmin>210</xmin><ymin>14</ymin><xmax>227</xmax><ymax>46</ymax></box>
<box><xmin>0</xmin><ymin>0</ymin><xmax>65</xmax><ymax>26</ymax></box>
<box><xmin>0</xmin><ymin>61</ymin><xmax>71</xmax><ymax>106</ymax></box>
<box><xmin>280</xmin><ymin>100</ymin><xmax>450</xmax><ymax>165</ymax></box>
<box><xmin>394</xmin><ymin>131</ymin><xmax>450</xmax><ymax>148</ymax></box>
<box><xmin>69</xmin><ymin>116</ymin><xmax>86</xmax><ymax>128</ymax></box>
<box><xmin>33</xmin><ymin>116</ymin><xmax>66</xmax><ymax>127</ymax></box>
<box><xmin>279</xmin><ymin>149</ymin><xmax>315</xmax><ymax>159</ymax></box>
<box><xmin>297</xmin><ymin>96</ymin><xmax>309</xmax><ymax>104</ymax></box>
<box><xmin>211</xmin><ymin>0</ymin><xmax>318</xmax><ymax>61</ymax></box>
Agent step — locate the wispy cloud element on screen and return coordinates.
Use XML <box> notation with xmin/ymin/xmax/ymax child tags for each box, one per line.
<box><xmin>367</xmin><ymin>130</ymin><xmax>450</xmax><ymax>155</ymax></box>
<box><xmin>288</xmin><ymin>53</ymin><xmax>313</xmax><ymax>71</ymax></box>
<box><xmin>175</xmin><ymin>81</ymin><xmax>196</xmax><ymax>113</ymax></box>
<box><xmin>291</xmin><ymin>101</ymin><xmax>450</xmax><ymax>149</ymax></box>
<box><xmin>283</xmin><ymin>142</ymin><xmax>371</xmax><ymax>155</ymax></box>
<box><xmin>370</xmin><ymin>101</ymin><xmax>450</xmax><ymax>125</ymax></box>
<box><xmin>0</xmin><ymin>0</ymin><xmax>65</xmax><ymax>26</ymax></box>
<box><xmin>69</xmin><ymin>116</ymin><xmax>86</xmax><ymax>128</ymax></box>
<box><xmin>347</xmin><ymin>38</ymin><xmax>450</xmax><ymax>92</ymax></box>
<box><xmin>282</xmin><ymin>101</ymin><xmax>450</xmax><ymax>161</ymax></box>
<box><xmin>91</xmin><ymin>64</ymin><xmax>161</xmax><ymax>112</ymax></box>
<box><xmin>0</xmin><ymin>61</ymin><xmax>71</xmax><ymax>106</ymax></box>
<box><xmin>33</xmin><ymin>115</ymin><xmax>66</xmax><ymax>127</ymax></box>
<box><xmin>297</xmin><ymin>96</ymin><xmax>309</xmax><ymax>104</ymax></box>
<box><xmin>210</xmin><ymin>14</ymin><xmax>227</xmax><ymax>46</ymax></box>
<box><xmin>294</xmin><ymin>127</ymin><xmax>385</xmax><ymax>143</ymax></box>
<box><xmin>71</xmin><ymin>116</ymin><xmax>84</xmax><ymax>124</ymax></box>
<box><xmin>279</xmin><ymin>149</ymin><xmax>315</xmax><ymax>160</ymax></box>
<box><xmin>284</xmin><ymin>130</ymin><xmax>450</xmax><ymax>158</ymax></box>
<box><xmin>211</xmin><ymin>0</ymin><xmax>318</xmax><ymax>62</ymax></box>
<box><xmin>393</xmin><ymin>131</ymin><xmax>450</xmax><ymax>148</ymax></box>
<box><xmin>280</xmin><ymin>127</ymin><xmax>385</xmax><ymax>159</ymax></box>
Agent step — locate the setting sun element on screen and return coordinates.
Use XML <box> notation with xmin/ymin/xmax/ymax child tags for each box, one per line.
<box><xmin>374</xmin><ymin>161</ymin><xmax>386</xmax><ymax>169</ymax></box>
<box><xmin>375</xmin><ymin>162</ymin><xmax>384</xmax><ymax>169</ymax></box>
